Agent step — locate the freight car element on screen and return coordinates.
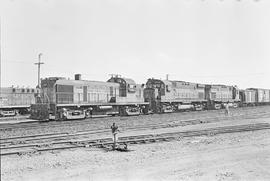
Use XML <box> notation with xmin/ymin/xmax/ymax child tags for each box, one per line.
<box><xmin>240</xmin><ymin>88</ymin><xmax>270</xmax><ymax>106</ymax></box>
<box><xmin>30</xmin><ymin>74</ymin><xmax>148</xmax><ymax>120</ymax></box>
<box><xmin>0</xmin><ymin>87</ymin><xmax>37</xmax><ymax>117</ymax></box>
<box><xmin>255</xmin><ymin>88</ymin><xmax>270</xmax><ymax>104</ymax></box>
<box><xmin>239</xmin><ymin>89</ymin><xmax>257</xmax><ymax>106</ymax></box>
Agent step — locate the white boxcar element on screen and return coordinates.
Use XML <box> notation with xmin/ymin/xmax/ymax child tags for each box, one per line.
<box><xmin>257</xmin><ymin>88</ymin><xmax>270</xmax><ymax>103</ymax></box>
<box><xmin>244</xmin><ymin>89</ymin><xmax>256</xmax><ymax>103</ymax></box>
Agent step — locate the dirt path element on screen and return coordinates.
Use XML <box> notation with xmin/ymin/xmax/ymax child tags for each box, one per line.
<box><xmin>2</xmin><ymin>128</ymin><xmax>270</xmax><ymax>181</ymax></box>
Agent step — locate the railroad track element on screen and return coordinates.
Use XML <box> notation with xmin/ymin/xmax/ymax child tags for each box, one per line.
<box><xmin>0</xmin><ymin>118</ymin><xmax>210</xmax><ymax>147</ymax></box>
<box><xmin>0</xmin><ymin>106</ymin><xmax>266</xmax><ymax>129</ymax></box>
<box><xmin>1</xmin><ymin>123</ymin><xmax>270</xmax><ymax>156</ymax></box>
<box><xmin>1</xmin><ymin>111</ymin><xmax>270</xmax><ymax>146</ymax></box>
<box><xmin>1</xmin><ymin>110</ymin><xmax>270</xmax><ymax>147</ymax></box>
<box><xmin>1</xmin><ymin>107</ymin><xmax>269</xmax><ymax>132</ymax></box>
<box><xmin>1</xmin><ymin>110</ymin><xmax>270</xmax><ymax>149</ymax></box>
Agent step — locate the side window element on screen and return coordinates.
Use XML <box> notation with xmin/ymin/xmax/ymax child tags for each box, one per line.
<box><xmin>166</xmin><ymin>85</ymin><xmax>170</xmax><ymax>92</ymax></box>
<box><xmin>109</xmin><ymin>87</ymin><xmax>113</xmax><ymax>96</ymax></box>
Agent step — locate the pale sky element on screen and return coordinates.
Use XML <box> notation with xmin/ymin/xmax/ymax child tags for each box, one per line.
<box><xmin>0</xmin><ymin>0</ymin><xmax>269</xmax><ymax>89</ymax></box>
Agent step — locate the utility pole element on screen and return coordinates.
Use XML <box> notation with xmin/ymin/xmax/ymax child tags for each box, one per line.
<box><xmin>0</xmin><ymin>18</ymin><xmax>2</xmax><ymax>100</ymax></box>
<box><xmin>34</xmin><ymin>53</ymin><xmax>44</xmax><ymax>103</ymax></box>
<box><xmin>34</xmin><ymin>53</ymin><xmax>44</xmax><ymax>89</ymax></box>
<box><xmin>0</xmin><ymin>17</ymin><xmax>2</xmax><ymax>172</ymax></box>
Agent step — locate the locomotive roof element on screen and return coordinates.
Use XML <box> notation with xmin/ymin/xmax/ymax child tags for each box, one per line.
<box><xmin>147</xmin><ymin>78</ymin><xmax>205</xmax><ymax>87</ymax></box>
<box><xmin>163</xmin><ymin>80</ymin><xmax>204</xmax><ymax>87</ymax></box>
<box><xmin>122</xmin><ymin>78</ymin><xmax>136</xmax><ymax>85</ymax></box>
<box><xmin>108</xmin><ymin>77</ymin><xmax>136</xmax><ymax>85</ymax></box>
<box><xmin>171</xmin><ymin>80</ymin><xmax>198</xmax><ymax>85</ymax></box>
<box><xmin>210</xmin><ymin>84</ymin><xmax>235</xmax><ymax>88</ymax></box>
<box><xmin>56</xmin><ymin>79</ymin><xmax>119</xmax><ymax>87</ymax></box>
<box><xmin>247</xmin><ymin>88</ymin><xmax>270</xmax><ymax>91</ymax></box>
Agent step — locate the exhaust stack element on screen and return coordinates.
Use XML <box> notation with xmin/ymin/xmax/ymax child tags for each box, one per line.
<box><xmin>75</xmin><ymin>74</ymin><xmax>82</xmax><ymax>80</ymax></box>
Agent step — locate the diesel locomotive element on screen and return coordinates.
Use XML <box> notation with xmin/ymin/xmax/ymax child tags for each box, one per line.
<box><xmin>144</xmin><ymin>78</ymin><xmax>240</xmax><ymax>113</ymax></box>
<box><xmin>30</xmin><ymin>74</ymin><xmax>147</xmax><ymax>120</ymax></box>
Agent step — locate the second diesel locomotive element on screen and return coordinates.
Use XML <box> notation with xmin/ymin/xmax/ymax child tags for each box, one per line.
<box><xmin>144</xmin><ymin>78</ymin><xmax>240</xmax><ymax>113</ymax></box>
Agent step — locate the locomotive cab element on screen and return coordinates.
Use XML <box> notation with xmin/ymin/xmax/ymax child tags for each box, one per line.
<box><xmin>144</xmin><ymin>78</ymin><xmax>166</xmax><ymax>113</ymax></box>
<box><xmin>107</xmin><ymin>75</ymin><xmax>146</xmax><ymax>116</ymax></box>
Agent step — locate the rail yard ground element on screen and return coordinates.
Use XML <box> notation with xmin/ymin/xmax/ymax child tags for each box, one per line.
<box><xmin>1</xmin><ymin>106</ymin><xmax>270</xmax><ymax>181</ymax></box>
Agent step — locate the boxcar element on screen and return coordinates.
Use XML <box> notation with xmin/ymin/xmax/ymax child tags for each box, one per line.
<box><xmin>245</xmin><ymin>88</ymin><xmax>270</xmax><ymax>105</ymax></box>
<box><xmin>256</xmin><ymin>88</ymin><xmax>270</xmax><ymax>103</ymax></box>
<box><xmin>239</xmin><ymin>89</ymin><xmax>257</xmax><ymax>106</ymax></box>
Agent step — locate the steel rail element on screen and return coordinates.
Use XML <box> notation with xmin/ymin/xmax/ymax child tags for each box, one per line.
<box><xmin>1</xmin><ymin>111</ymin><xmax>270</xmax><ymax>146</ymax></box>
<box><xmin>1</xmin><ymin>123</ymin><xmax>270</xmax><ymax>156</ymax></box>
<box><xmin>1</xmin><ymin>106</ymin><xmax>269</xmax><ymax>131</ymax></box>
<box><xmin>1</xmin><ymin>109</ymin><xmax>269</xmax><ymax>137</ymax></box>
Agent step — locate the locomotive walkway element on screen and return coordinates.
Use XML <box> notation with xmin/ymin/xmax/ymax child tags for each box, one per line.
<box><xmin>0</xmin><ymin>114</ymin><xmax>111</xmax><ymax>125</ymax></box>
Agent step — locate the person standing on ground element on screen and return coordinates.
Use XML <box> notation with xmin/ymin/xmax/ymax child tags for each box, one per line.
<box><xmin>111</xmin><ymin>122</ymin><xmax>119</xmax><ymax>149</ymax></box>
<box><xmin>89</xmin><ymin>107</ymin><xmax>93</xmax><ymax>118</ymax></box>
<box><xmin>225</xmin><ymin>102</ymin><xmax>230</xmax><ymax>116</ymax></box>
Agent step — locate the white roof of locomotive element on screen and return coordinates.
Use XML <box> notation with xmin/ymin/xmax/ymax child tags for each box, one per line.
<box><xmin>55</xmin><ymin>79</ymin><xmax>119</xmax><ymax>87</ymax></box>
<box><xmin>121</xmin><ymin>78</ymin><xmax>136</xmax><ymax>85</ymax></box>
<box><xmin>162</xmin><ymin>80</ymin><xmax>205</xmax><ymax>87</ymax></box>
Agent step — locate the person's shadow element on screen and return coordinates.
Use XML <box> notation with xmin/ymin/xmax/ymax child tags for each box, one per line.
<box><xmin>99</xmin><ymin>143</ymin><xmax>133</xmax><ymax>152</ymax></box>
